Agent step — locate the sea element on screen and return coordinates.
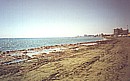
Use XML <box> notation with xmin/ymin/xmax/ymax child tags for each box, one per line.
<box><xmin>0</xmin><ymin>37</ymin><xmax>103</xmax><ymax>52</ymax></box>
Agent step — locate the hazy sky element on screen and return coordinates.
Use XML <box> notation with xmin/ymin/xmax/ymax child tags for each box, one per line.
<box><xmin>0</xmin><ymin>0</ymin><xmax>130</xmax><ymax>38</ymax></box>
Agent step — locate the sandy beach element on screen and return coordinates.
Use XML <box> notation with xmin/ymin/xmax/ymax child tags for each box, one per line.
<box><xmin>0</xmin><ymin>37</ymin><xmax>130</xmax><ymax>81</ymax></box>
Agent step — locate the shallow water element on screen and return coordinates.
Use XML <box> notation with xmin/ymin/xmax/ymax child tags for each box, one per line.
<box><xmin>4</xmin><ymin>59</ymin><xmax>27</xmax><ymax>64</ymax></box>
<box><xmin>26</xmin><ymin>47</ymin><xmax>66</xmax><ymax>57</ymax></box>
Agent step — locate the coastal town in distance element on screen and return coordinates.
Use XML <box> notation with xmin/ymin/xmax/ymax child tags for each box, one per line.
<box><xmin>78</xmin><ymin>26</ymin><xmax>130</xmax><ymax>38</ymax></box>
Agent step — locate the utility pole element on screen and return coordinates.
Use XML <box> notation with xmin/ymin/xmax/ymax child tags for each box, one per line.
<box><xmin>127</xmin><ymin>25</ymin><xmax>128</xmax><ymax>29</ymax></box>
<box><xmin>127</xmin><ymin>25</ymin><xmax>129</xmax><ymax>35</ymax></box>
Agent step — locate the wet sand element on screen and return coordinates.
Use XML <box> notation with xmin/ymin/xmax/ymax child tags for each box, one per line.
<box><xmin>0</xmin><ymin>37</ymin><xmax>130</xmax><ymax>81</ymax></box>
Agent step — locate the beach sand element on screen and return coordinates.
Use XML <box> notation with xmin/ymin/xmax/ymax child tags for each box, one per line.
<box><xmin>0</xmin><ymin>37</ymin><xmax>130</xmax><ymax>81</ymax></box>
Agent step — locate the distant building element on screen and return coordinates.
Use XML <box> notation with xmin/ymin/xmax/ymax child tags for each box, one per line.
<box><xmin>84</xmin><ymin>34</ymin><xmax>88</xmax><ymax>37</ymax></box>
<box><xmin>114</xmin><ymin>28</ymin><xmax>129</xmax><ymax>37</ymax></box>
<box><xmin>99</xmin><ymin>33</ymin><xmax>113</xmax><ymax>38</ymax></box>
<box><xmin>84</xmin><ymin>34</ymin><xmax>95</xmax><ymax>37</ymax></box>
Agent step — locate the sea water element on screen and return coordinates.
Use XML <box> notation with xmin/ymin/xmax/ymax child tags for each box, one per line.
<box><xmin>0</xmin><ymin>37</ymin><xmax>102</xmax><ymax>51</ymax></box>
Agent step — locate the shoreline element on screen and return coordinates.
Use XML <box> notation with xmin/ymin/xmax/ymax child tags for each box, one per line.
<box><xmin>0</xmin><ymin>38</ymin><xmax>110</xmax><ymax>65</ymax></box>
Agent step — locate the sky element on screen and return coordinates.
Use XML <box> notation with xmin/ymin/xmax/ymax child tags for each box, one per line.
<box><xmin>0</xmin><ymin>0</ymin><xmax>130</xmax><ymax>38</ymax></box>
